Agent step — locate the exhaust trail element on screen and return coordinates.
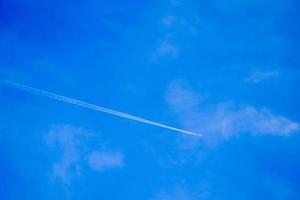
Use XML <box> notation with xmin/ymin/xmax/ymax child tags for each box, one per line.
<box><xmin>0</xmin><ymin>79</ymin><xmax>202</xmax><ymax>137</ymax></box>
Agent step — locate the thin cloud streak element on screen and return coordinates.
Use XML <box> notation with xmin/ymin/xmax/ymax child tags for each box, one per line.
<box><xmin>0</xmin><ymin>79</ymin><xmax>202</xmax><ymax>137</ymax></box>
<box><xmin>245</xmin><ymin>70</ymin><xmax>279</xmax><ymax>83</ymax></box>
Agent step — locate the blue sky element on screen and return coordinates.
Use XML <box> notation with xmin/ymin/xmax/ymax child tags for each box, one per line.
<box><xmin>1</xmin><ymin>0</ymin><xmax>300</xmax><ymax>199</ymax></box>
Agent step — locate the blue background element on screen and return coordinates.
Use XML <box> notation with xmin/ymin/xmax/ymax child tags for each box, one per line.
<box><xmin>1</xmin><ymin>0</ymin><xmax>300</xmax><ymax>199</ymax></box>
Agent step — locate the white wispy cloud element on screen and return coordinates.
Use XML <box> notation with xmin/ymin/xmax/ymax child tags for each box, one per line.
<box><xmin>151</xmin><ymin>0</ymin><xmax>182</xmax><ymax>60</ymax></box>
<box><xmin>166</xmin><ymin>80</ymin><xmax>202</xmax><ymax>113</ymax></box>
<box><xmin>46</xmin><ymin>125</ymin><xmax>124</xmax><ymax>184</ymax></box>
<box><xmin>155</xmin><ymin>40</ymin><xmax>179</xmax><ymax>58</ymax></box>
<box><xmin>209</xmin><ymin>103</ymin><xmax>299</xmax><ymax>138</ymax></box>
<box><xmin>88</xmin><ymin>151</ymin><xmax>124</xmax><ymax>172</ymax></box>
<box><xmin>165</xmin><ymin>81</ymin><xmax>299</xmax><ymax>142</ymax></box>
<box><xmin>151</xmin><ymin>0</ymin><xmax>197</xmax><ymax>60</ymax></box>
<box><xmin>245</xmin><ymin>70</ymin><xmax>279</xmax><ymax>83</ymax></box>
<box><xmin>46</xmin><ymin>125</ymin><xmax>88</xmax><ymax>184</ymax></box>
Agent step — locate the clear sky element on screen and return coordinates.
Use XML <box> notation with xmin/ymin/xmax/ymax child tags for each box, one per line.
<box><xmin>1</xmin><ymin>0</ymin><xmax>300</xmax><ymax>199</ymax></box>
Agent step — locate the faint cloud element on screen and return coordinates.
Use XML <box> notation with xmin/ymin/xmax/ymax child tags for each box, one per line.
<box><xmin>245</xmin><ymin>70</ymin><xmax>279</xmax><ymax>83</ymax></box>
<box><xmin>150</xmin><ymin>40</ymin><xmax>178</xmax><ymax>61</ymax></box>
<box><xmin>46</xmin><ymin>125</ymin><xmax>124</xmax><ymax>184</ymax></box>
<box><xmin>156</xmin><ymin>40</ymin><xmax>178</xmax><ymax>58</ymax></box>
<box><xmin>210</xmin><ymin>104</ymin><xmax>299</xmax><ymax>138</ymax></box>
<box><xmin>151</xmin><ymin>187</ymin><xmax>196</xmax><ymax>200</ymax></box>
<box><xmin>150</xmin><ymin>0</ymin><xmax>188</xmax><ymax>61</ymax></box>
<box><xmin>165</xmin><ymin>81</ymin><xmax>299</xmax><ymax>143</ymax></box>
<box><xmin>46</xmin><ymin>125</ymin><xmax>89</xmax><ymax>184</ymax></box>
<box><xmin>162</xmin><ymin>16</ymin><xmax>176</xmax><ymax>27</ymax></box>
<box><xmin>88</xmin><ymin>151</ymin><xmax>124</xmax><ymax>172</ymax></box>
<box><xmin>165</xmin><ymin>80</ymin><xmax>202</xmax><ymax>113</ymax></box>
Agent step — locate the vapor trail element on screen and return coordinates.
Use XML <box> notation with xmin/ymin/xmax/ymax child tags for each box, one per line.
<box><xmin>0</xmin><ymin>79</ymin><xmax>202</xmax><ymax>137</ymax></box>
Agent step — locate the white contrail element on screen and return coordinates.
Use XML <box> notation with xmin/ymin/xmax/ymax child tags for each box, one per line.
<box><xmin>0</xmin><ymin>79</ymin><xmax>202</xmax><ymax>137</ymax></box>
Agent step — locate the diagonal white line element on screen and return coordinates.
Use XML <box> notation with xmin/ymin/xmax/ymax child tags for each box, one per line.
<box><xmin>0</xmin><ymin>79</ymin><xmax>202</xmax><ymax>137</ymax></box>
